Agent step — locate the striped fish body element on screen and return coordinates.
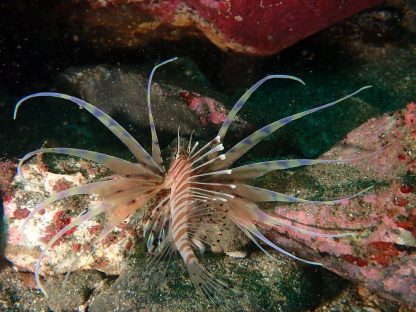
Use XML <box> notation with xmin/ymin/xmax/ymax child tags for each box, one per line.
<box><xmin>168</xmin><ymin>156</ymin><xmax>197</xmax><ymax>265</ymax></box>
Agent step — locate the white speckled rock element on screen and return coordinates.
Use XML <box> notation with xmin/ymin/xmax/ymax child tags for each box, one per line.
<box><xmin>4</xmin><ymin>159</ymin><xmax>136</xmax><ymax>276</ymax></box>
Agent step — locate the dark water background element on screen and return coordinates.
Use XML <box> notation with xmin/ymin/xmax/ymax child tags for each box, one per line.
<box><xmin>1</xmin><ymin>1</ymin><xmax>415</xmax><ymax>161</ymax></box>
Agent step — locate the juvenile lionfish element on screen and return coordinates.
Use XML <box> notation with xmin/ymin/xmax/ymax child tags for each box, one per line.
<box><xmin>14</xmin><ymin>57</ymin><xmax>372</xmax><ymax>305</ymax></box>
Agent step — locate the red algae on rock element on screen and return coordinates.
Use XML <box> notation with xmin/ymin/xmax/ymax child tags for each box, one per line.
<box><xmin>368</xmin><ymin>242</ymin><xmax>400</xmax><ymax>266</ymax></box>
<box><xmin>59</xmin><ymin>0</ymin><xmax>383</xmax><ymax>55</ymax></box>
<box><xmin>179</xmin><ymin>91</ymin><xmax>228</xmax><ymax>126</ymax></box>
<box><xmin>41</xmin><ymin>211</ymin><xmax>77</xmax><ymax>247</ymax></box>
<box><xmin>12</xmin><ymin>207</ymin><xmax>31</xmax><ymax>220</ymax></box>
<box><xmin>4</xmin><ymin>160</ymin><xmax>131</xmax><ymax>276</ymax></box>
<box><xmin>342</xmin><ymin>254</ymin><xmax>368</xmax><ymax>267</ymax></box>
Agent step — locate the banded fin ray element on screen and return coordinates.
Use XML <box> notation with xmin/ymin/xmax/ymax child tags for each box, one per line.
<box><xmin>145</xmin><ymin>233</ymin><xmax>176</xmax><ymax>289</ymax></box>
<box><xmin>220</xmin><ymin>146</ymin><xmax>384</xmax><ymax>181</ymax></box>
<box><xmin>146</xmin><ymin>57</ymin><xmax>178</xmax><ymax>171</ymax></box>
<box><xmin>228</xmin><ymin>199</ymin><xmax>322</xmax><ymax>265</ymax></box>
<box><xmin>145</xmin><ymin>199</ymin><xmax>171</xmax><ymax>251</ymax></box>
<box><xmin>64</xmin><ymin>216</ymin><xmax>122</xmax><ymax>284</ymax></box>
<box><xmin>212</xmin><ymin>86</ymin><xmax>372</xmax><ymax>170</ymax></box>
<box><xmin>218</xmin><ymin>75</ymin><xmax>305</xmax><ymax>141</ymax></box>
<box><xmin>17</xmin><ymin>148</ymin><xmax>159</xmax><ymax>185</ymax></box>
<box><xmin>35</xmin><ymin>203</ymin><xmax>111</xmax><ymax>297</ymax></box>
<box><xmin>21</xmin><ymin>179</ymin><xmax>154</xmax><ymax>241</ymax></box>
<box><xmin>232</xmin><ymin>184</ymin><xmax>373</xmax><ymax>204</ymax></box>
<box><xmin>14</xmin><ymin>92</ymin><xmax>163</xmax><ymax>174</ymax></box>
<box><xmin>231</xmin><ymin>198</ymin><xmax>351</xmax><ymax>238</ymax></box>
<box><xmin>21</xmin><ymin>180</ymin><xmax>122</xmax><ymax>236</ymax></box>
<box><xmin>212</xmin><ymin>158</ymin><xmax>344</xmax><ymax>181</ymax></box>
<box><xmin>235</xmin><ymin>221</ymin><xmax>321</xmax><ymax>266</ymax></box>
<box><xmin>143</xmin><ymin>196</ymin><xmax>170</xmax><ymax>236</ymax></box>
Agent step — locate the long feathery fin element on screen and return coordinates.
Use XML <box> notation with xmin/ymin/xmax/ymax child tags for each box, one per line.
<box><xmin>218</xmin><ymin>75</ymin><xmax>305</xmax><ymax>141</ymax></box>
<box><xmin>187</xmin><ymin>260</ymin><xmax>241</xmax><ymax>307</ymax></box>
<box><xmin>20</xmin><ymin>179</ymin><xmax>150</xmax><ymax>242</ymax></box>
<box><xmin>143</xmin><ymin>196</ymin><xmax>170</xmax><ymax>237</ymax></box>
<box><xmin>189</xmin><ymin>136</ymin><xmax>221</xmax><ymax>161</ymax></box>
<box><xmin>147</xmin><ymin>57</ymin><xmax>178</xmax><ymax>170</ymax></box>
<box><xmin>35</xmin><ymin>204</ymin><xmax>109</xmax><ymax>297</ymax></box>
<box><xmin>228</xmin><ymin>199</ymin><xmax>322</xmax><ymax>265</ymax></box>
<box><xmin>213</xmin><ymin>86</ymin><xmax>372</xmax><ymax>170</ymax></box>
<box><xmin>146</xmin><ymin>203</ymin><xmax>170</xmax><ymax>251</ymax></box>
<box><xmin>236</xmin><ymin>221</ymin><xmax>321</xmax><ymax>266</ymax></box>
<box><xmin>17</xmin><ymin>148</ymin><xmax>158</xmax><ymax>185</ymax></box>
<box><xmin>145</xmin><ymin>234</ymin><xmax>176</xmax><ymax>289</ymax></box>
<box><xmin>64</xmin><ymin>215</ymin><xmax>120</xmax><ymax>284</ymax></box>
<box><xmin>146</xmin><ymin>234</ymin><xmax>174</xmax><ymax>268</ymax></box>
<box><xmin>232</xmin><ymin>199</ymin><xmax>352</xmax><ymax>238</ymax></box>
<box><xmin>187</xmin><ymin>131</ymin><xmax>195</xmax><ymax>154</ymax></box>
<box><xmin>14</xmin><ymin>92</ymin><xmax>162</xmax><ymax>174</ymax></box>
<box><xmin>235</xmin><ymin>222</ymin><xmax>274</xmax><ymax>258</ymax></box>
<box><xmin>20</xmin><ymin>180</ymin><xmax>120</xmax><ymax>241</ymax></box>
<box><xmin>232</xmin><ymin>184</ymin><xmax>373</xmax><ymax>204</ymax></box>
<box><xmin>176</xmin><ymin>126</ymin><xmax>181</xmax><ymax>159</ymax></box>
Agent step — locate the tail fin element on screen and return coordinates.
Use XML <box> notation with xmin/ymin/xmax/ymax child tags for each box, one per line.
<box><xmin>187</xmin><ymin>260</ymin><xmax>242</xmax><ymax>308</ymax></box>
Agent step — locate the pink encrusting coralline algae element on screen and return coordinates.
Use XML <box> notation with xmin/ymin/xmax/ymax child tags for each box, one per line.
<box><xmin>10</xmin><ymin>57</ymin><xmax>378</xmax><ymax>307</ymax></box>
<box><xmin>179</xmin><ymin>91</ymin><xmax>228</xmax><ymax>126</ymax></box>
<box><xmin>265</xmin><ymin>104</ymin><xmax>416</xmax><ymax>308</ymax></box>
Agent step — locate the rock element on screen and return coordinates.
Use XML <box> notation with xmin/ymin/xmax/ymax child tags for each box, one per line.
<box><xmin>4</xmin><ymin>154</ymin><xmax>136</xmax><ymax>276</ymax></box>
<box><xmin>314</xmin><ymin>283</ymin><xmax>405</xmax><ymax>312</ymax></box>
<box><xmin>0</xmin><ymin>264</ymin><xmax>109</xmax><ymax>312</ymax></box>
<box><xmin>58</xmin><ymin>64</ymin><xmax>250</xmax><ymax>142</ymax></box>
<box><xmin>0</xmin><ymin>160</ymin><xmax>16</xmax><ymax>195</ymax></box>
<box><xmin>58</xmin><ymin>65</ymin><xmax>200</xmax><ymax>139</ymax></box>
<box><xmin>58</xmin><ymin>0</ymin><xmax>383</xmax><ymax>56</ymax></box>
<box><xmin>43</xmin><ymin>270</ymin><xmax>109</xmax><ymax>312</ymax></box>
<box><xmin>262</xmin><ymin>103</ymin><xmax>416</xmax><ymax>308</ymax></box>
<box><xmin>386</xmin><ymin>0</ymin><xmax>416</xmax><ymax>33</ymax></box>
<box><xmin>0</xmin><ymin>265</ymin><xmax>48</xmax><ymax>311</ymax></box>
